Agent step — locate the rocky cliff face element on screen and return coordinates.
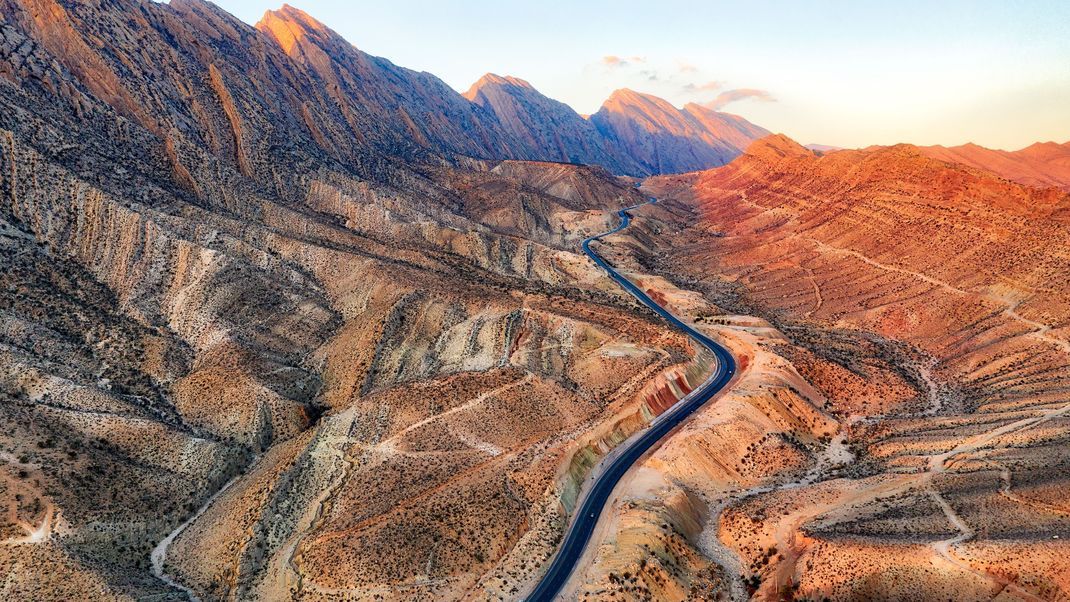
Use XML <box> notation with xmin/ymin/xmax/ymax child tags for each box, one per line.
<box><xmin>463</xmin><ymin>74</ymin><xmax>640</xmax><ymax>174</ymax></box>
<box><xmin>255</xmin><ymin>5</ymin><xmax>518</xmax><ymax>163</ymax></box>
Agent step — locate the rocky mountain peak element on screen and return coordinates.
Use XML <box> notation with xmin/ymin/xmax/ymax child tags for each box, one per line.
<box><xmin>463</xmin><ymin>73</ymin><xmax>535</xmax><ymax>100</ymax></box>
<box><xmin>1019</xmin><ymin>140</ymin><xmax>1070</xmax><ymax>160</ymax></box>
<box><xmin>588</xmin><ymin>87</ymin><xmax>770</xmax><ymax>175</ymax></box>
<box><xmin>256</xmin><ymin>3</ymin><xmax>336</xmax><ymax>53</ymax></box>
<box><xmin>917</xmin><ymin>139</ymin><xmax>1070</xmax><ymax>190</ymax></box>
<box><xmin>600</xmin><ymin>88</ymin><xmax>677</xmax><ymax>118</ymax></box>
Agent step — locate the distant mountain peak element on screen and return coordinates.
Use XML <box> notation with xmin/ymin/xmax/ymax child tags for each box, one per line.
<box><xmin>471</xmin><ymin>73</ymin><xmax>533</xmax><ymax>89</ymax></box>
<box><xmin>588</xmin><ymin>88</ymin><xmax>770</xmax><ymax>175</ymax></box>
<box><xmin>804</xmin><ymin>143</ymin><xmax>844</xmax><ymax>153</ymax></box>
<box><xmin>597</xmin><ymin>89</ymin><xmax>691</xmax><ymax>137</ymax></box>
<box><xmin>681</xmin><ymin>101</ymin><xmax>716</xmax><ymax>114</ymax></box>
<box><xmin>463</xmin><ymin>74</ymin><xmax>535</xmax><ymax>100</ymax></box>
<box><xmin>1020</xmin><ymin>140</ymin><xmax>1066</xmax><ymax>156</ymax></box>
<box><xmin>602</xmin><ymin>88</ymin><xmax>672</xmax><ymax>110</ymax></box>
<box><xmin>256</xmin><ymin>4</ymin><xmax>335</xmax><ymax>53</ymax></box>
<box><xmin>263</xmin><ymin>3</ymin><xmax>329</xmax><ymax>29</ymax></box>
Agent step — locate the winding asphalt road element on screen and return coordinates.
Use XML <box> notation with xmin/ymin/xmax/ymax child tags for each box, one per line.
<box><xmin>525</xmin><ymin>199</ymin><xmax>737</xmax><ymax>601</ymax></box>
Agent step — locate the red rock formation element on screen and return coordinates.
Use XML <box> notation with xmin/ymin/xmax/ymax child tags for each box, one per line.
<box><xmin>642</xmin><ymin>135</ymin><xmax>1070</xmax><ymax>599</ymax></box>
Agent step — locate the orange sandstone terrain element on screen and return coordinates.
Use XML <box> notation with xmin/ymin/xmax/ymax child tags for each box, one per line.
<box><xmin>919</xmin><ymin>141</ymin><xmax>1070</xmax><ymax>192</ymax></box>
<box><xmin>607</xmin><ymin>135</ymin><xmax>1070</xmax><ymax>600</ymax></box>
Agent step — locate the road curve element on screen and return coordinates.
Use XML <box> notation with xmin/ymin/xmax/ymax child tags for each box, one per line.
<box><xmin>525</xmin><ymin>199</ymin><xmax>737</xmax><ymax>601</ymax></box>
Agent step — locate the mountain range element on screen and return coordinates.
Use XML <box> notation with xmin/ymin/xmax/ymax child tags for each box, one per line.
<box><xmin>918</xmin><ymin>140</ymin><xmax>1070</xmax><ymax>191</ymax></box>
<box><xmin>2</xmin><ymin>0</ymin><xmax>766</xmax><ymax>182</ymax></box>
<box><xmin>264</xmin><ymin>3</ymin><xmax>771</xmax><ymax>177</ymax></box>
<box><xmin>465</xmin><ymin>75</ymin><xmax>770</xmax><ymax>176</ymax></box>
<box><xmin>0</xmin><ymin>0</ymin><xmax>770</xmax><ymax>183</ymax></box>
<box><xmin>2</xmin><ymin>0</ymin><xmax>1070</xmax><ymax>600</ymax></box>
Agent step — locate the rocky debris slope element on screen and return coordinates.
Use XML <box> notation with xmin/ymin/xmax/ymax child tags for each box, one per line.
<box><xmin>0</xmin><ymin>217</ymin><xmax>248</xmax><ymax>598</ymax></box>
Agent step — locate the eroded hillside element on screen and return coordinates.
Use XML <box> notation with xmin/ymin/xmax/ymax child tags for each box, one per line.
<box><xmin>1</xmin><ymin>0</ymin><xmax>1066</xmax><ymax>600</ymax></box>
<box><xmin>0</xmin><ymin>0</ymin><xmax>773</xmax><ymax>598</ymax></box>
<box><xmin>621</xmin><ymin>135</ymin><xmax>1070</xmax><ymax>600</ymax></box>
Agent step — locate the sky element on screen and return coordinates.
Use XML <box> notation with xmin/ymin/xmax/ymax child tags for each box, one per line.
<box><xmin>209</xmin><ymin>0</ymin><xmax>1070</xmax><ymax>150</ymax></box>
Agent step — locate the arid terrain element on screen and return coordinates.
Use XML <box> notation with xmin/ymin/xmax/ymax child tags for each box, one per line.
<box><xmin>0</xmin><ymin>0</ymin><xmax>1068</xmax><ymax>600</ymax></box>
<box><xmin>610</xmin><ymin>136</ymin><xmax>1070</xmax><ymax>600</ymax></box>
<box><xmin>918</xmin><ymin>141</ymin><xmax>1070</xmax><ymax>192</ymax></box>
